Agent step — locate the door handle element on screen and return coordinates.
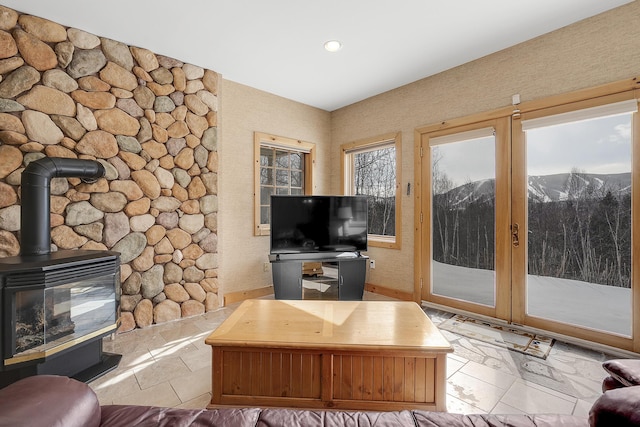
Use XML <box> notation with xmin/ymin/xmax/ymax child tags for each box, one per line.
<box><xmin>512</xmin><ymin>223</ymin><xmax>519</xmax><ymax>248</ymax></box>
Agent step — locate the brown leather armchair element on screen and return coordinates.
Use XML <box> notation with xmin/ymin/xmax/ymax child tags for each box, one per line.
<box><xmin>588</xmin><ymin>359</ymin><xmax>640</xmax><ymax>427</ymax></box>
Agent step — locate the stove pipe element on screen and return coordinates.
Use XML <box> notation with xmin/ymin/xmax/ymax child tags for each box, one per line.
<box><xmin>20</xmin><ymin>157</ymin><xmax>105</xmax><ymax>256</ymax></box>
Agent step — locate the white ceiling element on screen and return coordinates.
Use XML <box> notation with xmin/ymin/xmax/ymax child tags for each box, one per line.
<box><xmin>0</xmin><ymin>0</ymin><xmax>633</xmax><ymax>111</ymax></box>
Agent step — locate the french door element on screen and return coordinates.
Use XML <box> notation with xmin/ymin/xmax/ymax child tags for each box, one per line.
<box><xmin>416</xmin><ymin>88</ymin><xmax>640</xmax><ymax>351</ymax></box>
<box><xmin>419</xmin><ymin>118</ymin><xmax>511</xmax><ymax>321</ymax></box>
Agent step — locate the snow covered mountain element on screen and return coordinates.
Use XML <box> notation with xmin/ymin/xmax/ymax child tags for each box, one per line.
<box><xmin>527</xmin><ymin>172</ymin><xmax>630</xmax><ymax>202</ymax></box>
<box><xmin>435</xmin><ymin>172</ymin><xmax>631</xmax><ymax>205</ymax></box>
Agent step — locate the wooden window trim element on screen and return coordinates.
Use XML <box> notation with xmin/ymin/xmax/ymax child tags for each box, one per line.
<box><xmin>254</xmin><ymin>132</ymin><xmax>315</xmax><ymax>236</ymax></box>
<box><xmin>341</xmin><ymin>132</ymin><xmax>402</xmax><ymax>249</ymax></box>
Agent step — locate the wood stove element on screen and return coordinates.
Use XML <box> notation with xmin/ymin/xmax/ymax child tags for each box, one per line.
<box><xmin>0</xmin><ymin>158</ymin><xmax>121</xmax><ymax>388</ymax></box>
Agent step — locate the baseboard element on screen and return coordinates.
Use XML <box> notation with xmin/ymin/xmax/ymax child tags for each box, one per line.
<box><xmin>364</xmin><ymin>283</ymin><xmax>413</xmax><ymax>301</ymax></box>
<box><xmin>223</xmin><ymin>286</ymin><xmax>274</xmax><ymax>305</ymax></box>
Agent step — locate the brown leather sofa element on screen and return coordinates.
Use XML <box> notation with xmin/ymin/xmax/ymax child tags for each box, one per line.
<box><xmin>0</xmin><ymin>368</ymin><xmax>636</xmax><ymax>427</ymax></box>
<box><xmin>587</xmin><ymin>359</ymin><xmax>640</xmax><ymax>426</ymax></box>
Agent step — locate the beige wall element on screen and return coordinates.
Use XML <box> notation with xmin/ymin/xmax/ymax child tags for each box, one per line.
<box><xmin>219</xmin><ymin>80</ymin><xmax>331</xmax><ymax>297</ymax></box>
<box><xmin>329</xmin><ymin>1</ymin><xmax>640</xmax><ymax>295</ymax></box>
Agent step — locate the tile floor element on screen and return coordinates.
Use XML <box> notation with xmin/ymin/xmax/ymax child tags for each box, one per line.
<box><xmin>90</xmin><ymin>292</ymin><xmax>614</xmax><ymax>417</ymax></box>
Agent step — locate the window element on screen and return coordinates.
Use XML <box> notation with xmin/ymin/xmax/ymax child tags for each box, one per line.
<box><xmin>342</xmin><ymin>132</ymin><xmax>401</xmax><ymax>249</ymax></box>
<box><xmin>519</xmin><ymin>98</ymin><xmax>637</xmax><ymax>336</ymax></box>
<box><xmin>254</xmin><ymin>132</ymin><xmax>315</xmax><ymax>236</ymax></box>
<box><xmin>429</xmin><ymin>127</ymin><xmax>498</xmax><ymax>307</ymax></box>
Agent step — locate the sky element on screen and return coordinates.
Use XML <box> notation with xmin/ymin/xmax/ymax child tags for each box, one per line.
<box><xmin>527</xmin><ymin>113</ymin><xmax>632</xmax><ymax>177</ymax></box>
<box><xmin>432</xmin><ymin>135</ymin><xmax>495</xmax><ymax>186</ymax></box>
<box><xmin>432</xmin><ymin>113</ymin><xmax>633</xmax><ymax>187</ymax></box>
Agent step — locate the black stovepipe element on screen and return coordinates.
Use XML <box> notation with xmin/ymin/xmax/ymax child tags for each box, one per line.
<box><xmin>20</xmin><ymin>157</ymin><xmax>105</xmax><ymax>256</ymax></box>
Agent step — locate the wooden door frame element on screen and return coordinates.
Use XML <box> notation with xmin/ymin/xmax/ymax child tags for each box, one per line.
<box><xmin>511</xmin><ymin>90</ymin><xmax>640</xmax><ymax>351</ymax></box>
<box><xmin>414</xmin><ymin>77</ymin><xmax>640</xmax><ymax>352</ymax></box>
<box><xmin>414</xmin><ymin>115</ymin><xmax>512</xmax><ymax>321</ymax></box>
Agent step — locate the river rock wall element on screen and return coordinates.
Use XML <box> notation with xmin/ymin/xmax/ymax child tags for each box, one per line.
<box><xmin>0</xmin><ymin>6</ymin><xmax>220</xmax><ymax>332</ymax></box>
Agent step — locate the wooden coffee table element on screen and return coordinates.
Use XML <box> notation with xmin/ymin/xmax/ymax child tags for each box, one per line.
<box><xmin>205</xmin><ymin>299</ymin><xmax>452</xmax><ymax>411</ymax></box>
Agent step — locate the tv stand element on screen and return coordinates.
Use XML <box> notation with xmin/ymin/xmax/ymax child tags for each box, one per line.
<box><xmin>269</xmin><ymin>253</ymin><xmax>368</xmax><ymax>300</ymax></box>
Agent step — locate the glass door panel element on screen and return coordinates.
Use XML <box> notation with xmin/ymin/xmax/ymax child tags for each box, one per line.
<box><xmin>431</xmin><ymin>134</ymin><xmax>496</xmax><ymax>307</ymax></box>
<box><xmin>525</xmin><ymin>113</ymin><xmax>633</xmax><ymax>336</ymax></box>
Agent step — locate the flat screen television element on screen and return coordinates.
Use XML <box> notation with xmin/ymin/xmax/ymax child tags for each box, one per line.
<box><xmin>270</xmin><ymin>195</ymin><xmax>368</xmax><ymax>254</ymax></box>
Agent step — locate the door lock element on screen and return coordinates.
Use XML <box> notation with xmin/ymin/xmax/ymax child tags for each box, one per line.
<box><xmin>512</xmin><ymin>223</ymin><xmax>520</xmax><ymax>248</ymax></box>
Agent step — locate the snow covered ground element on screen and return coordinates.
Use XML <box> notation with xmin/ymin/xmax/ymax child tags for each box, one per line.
<box><xmin>432</xmin><ymin>261</ymin><xmax>631</xmax><ymax>336</ymax></box>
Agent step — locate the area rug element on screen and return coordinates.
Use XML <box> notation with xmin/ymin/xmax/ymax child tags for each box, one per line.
<box><xmin>438</xmin><ymin>314</ymin><xmax>554</xmax><ymax>359</ymax></box>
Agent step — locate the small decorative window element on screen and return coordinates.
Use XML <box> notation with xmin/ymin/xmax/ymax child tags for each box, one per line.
<box><xmin>254</xmin><ymin>132</ymin><xmax>315</xmax><ymax>236</ymax></box>
<box><xmin>342</xmin><ymin>132</ymin><xmax>402</xmax><ymax>248</ymax></box>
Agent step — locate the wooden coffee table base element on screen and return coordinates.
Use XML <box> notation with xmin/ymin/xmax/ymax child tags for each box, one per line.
<box><xmin>211</xmin><ymin>346</ymin><xmax>447</xmax><ymax>411</ymax></box>
<box><xmin>206</xmin><ymin>300</ymin><xmax>452</xmax><ymax>411</ymax></box>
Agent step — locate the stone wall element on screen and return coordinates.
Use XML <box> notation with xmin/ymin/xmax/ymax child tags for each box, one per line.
<box><xmin>0</xmin><ymin>6</ymin><xmax>220</xmax><ymax>332</ymax></box>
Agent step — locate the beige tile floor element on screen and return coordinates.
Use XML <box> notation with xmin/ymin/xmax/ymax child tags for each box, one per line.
<box><xmin>90</xmin><ymin>292</ymin><xmax>613</xmax><ymax>417</ymax></box>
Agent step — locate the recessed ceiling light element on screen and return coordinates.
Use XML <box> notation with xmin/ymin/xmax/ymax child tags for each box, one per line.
<box><xmin>324</xmin><ymin>40</ymin><xmax>342</xmax><ymax>52</ymax></box>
